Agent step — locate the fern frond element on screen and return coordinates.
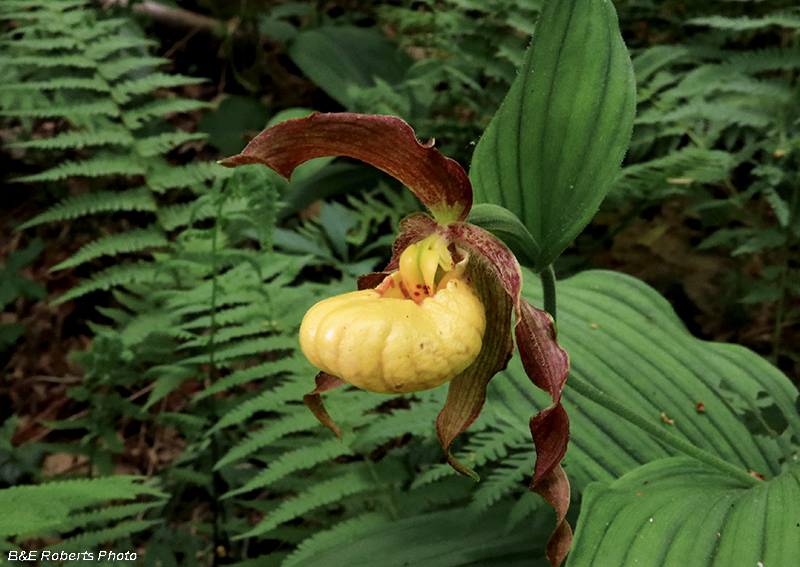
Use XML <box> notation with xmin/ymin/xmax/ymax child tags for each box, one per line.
<box><xmin>123</xmin><ymin>313</ymin><xmax>193</xmax><ymax>346</ymax></box>
<box><xmin>723</xmin><ymin>46</ymin><xmax>800</xmax><ymax>74</ymax></box>
<box><xmin>2</xmin><ymin>54</ymin><xmax>96</xmax><ymax>69</ymax></box>
<box><xmin>209</xmin><ymin>381</ymin><xmax>311</xmax><ymax>433</ymax></box>
<box><xmin>147</xmin><ymin>161</ymin><xmax>224</xmax><ymax>192</ymax></box>
<box><xmin>53</xmin><ymin>262</ymin><xmax>173</xmax><ymax>305</ymax></box>
<box><xmin>0</xmin><ymin>37</ymin><xmax>77</xmax><ymax>51</ymax></box>
<box><xmin>0</xmin><ymin>476</ymin><xmax>162</xmax><ymax>538</ymax></box>
<box><xmin>506</xmin><ymin>491</ymin><xmax>543</xmax><ymax>530</ymax></box>
<box><xmin>158</xmin><ymin>196</ymin><xmax>256</xmax><ymax>231</ymax></box>
<box><xmin>614</xmin><ymin>147</ymin><xmax>737</xmax><ymax>199</ymax></box>
<box><xmin>7</xmin><ymin>128</ymin><xmax>133</xmax><ymax>150</ymax></box>
<box><xmin>282</xmin><ymin>513</ymin><xmax>390</xmax><ymax>567</ymax></box>
<box><xmin>632</xmin><ymin>45</ymin><xmax>693</xmax><ymax>84</ymax></box>
<box><xmin>179</xmin><ymin>322</ymin><xmax>275</xmax><ymax>349</ymax></box>
<box><xmin>690</xmin><ymin>14</ymin><xmax>800</xmax><ymax>33</ymax></box>
<box><xmin>80</xmin><ymin>17</ymin><xmax>134</xmax><ymax>38</ymax></box>
<box><xmin>226</xmin><ymin>438</ymin><xmax>355</xmax><ymax>499</ymax></box>
<box><xmin>57</xmin><ymin>502</ymin><xmax>161</xmax><ymax>532</ymax></box>
<box><xmin>1</xmin><ymin>0</ymin><xmax>87</xmax><ymax>8</ymax></box>
<box><xmin>16</xmin><ymin>156</ymin><xmax>146</xmax><ymax>183</ymax></box>
<box><xmin>122</xmin><ymin>98</ymin><xmax>209</xmax><ymax>129</ymax></box>
<box><xmin>112</xmin><ymin>73</ymin><xmax>207</xmax><ymax>104</ymax></box>
<box><xmin>53</xmin><ymin>228</ymin><xmax>168</xmax><ymax>271</ymax></box>
<box><xmin>216</xmin><ymin>412</ymin><xmax>323</xmax><ymax>472</ymax></box>
<box><xmin>460</xmin><ymin>427</ymin><xmax>530</xmax><ymax>470</ymax></box>
<box><xmin>470</xmin><ymin>456</ymin><xmax>534</xmax><ymax>513</ymax></box>
<box><xmin>637</xmin><ymin>100</ymin><xmax>772</xmax><ymax>129</ymax></box>
<box><xmin>192</xmin><ymin>359</ymin><xmax>300</xmax><ymax>401</ymax></box>
<box><xmin>179</xmin><ymin>301</ymin><xmax>270</xmax><ymax>331</ymax></box>
<box><xmin>135</xmin><ymin>131</ymin><xmax>207</xmax><ymax>157</ymax></box>
<box><xmin>240</xmin><ymin>468</ymin><xmax>383</xmax><ymax>538</ymax></box>
<box><xmin>50</xmin><ymin>520</ymin><xmax>160</xmax><ymax>552</ymax></box>
<box><xmin>181</xmin><ymin>335</ymin><xmax>297</xmax><ymax>365</ymax></box>
<box><xmin>98</xmin><ymin>55</ymin><xmax>171</xmax><ymax>81</ymax></box>
<box><xmin>84</xmin><ymin>36</ymin><xmax>155</xmax><ymax>60</ymax></box>
<box><xmin>0</xmin><ymin>76</ymin><xmax>110</xmax><ymax>93</ymax></box>
<box><xmin>0</xmin><ymin>99</ymin><xmax>120</xmax><ymax>120</ymax></box>
<box><xmin>19</xmin><ymin>187</ymin><xmax>157</xmax><ymax>229</ymax></box>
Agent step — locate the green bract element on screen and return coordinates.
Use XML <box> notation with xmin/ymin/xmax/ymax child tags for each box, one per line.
<box><xmin>470</xmin><ymin>0</ymin><xmax>636</xmax><ymax>272</ymax></box>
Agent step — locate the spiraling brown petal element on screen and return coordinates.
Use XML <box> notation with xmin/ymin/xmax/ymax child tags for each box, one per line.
<box><xmin>531</xmin><ymin>464</ymin><xmax>573</xmax><ymax>567</ymax></box>
<box><xmin>219</xmin><ymin>113</ymin><xmax>472</xmax><ymax>223</ymax></box>
<box><xmin>435</xmin><ymin>253</ymin><xmax>514</xmax><ymax>480</ymax></box>
<box><xmin>516</xmin><ymin>300</ymin><xmax>570</xmax><ymax>484</ymax></box>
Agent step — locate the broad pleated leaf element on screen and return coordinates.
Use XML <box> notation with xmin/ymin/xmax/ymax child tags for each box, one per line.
<box><xmin>470</xmin><ymin>0</ymin><xmax>636</xmax><ymax>270</ymax></box>
<box><xmin>486</xmin><ymin>269</ymin><xmax>800</xmax><ymax>492</ymax></box>
<box><xmin>567</xmin><ymin>457</ymin><xmax>800</xmax><ymax>566</ymax></box>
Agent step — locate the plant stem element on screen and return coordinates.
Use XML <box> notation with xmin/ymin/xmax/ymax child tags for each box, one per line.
<box><xmin>771</xmin><ymin>183</ymin><xmax>798</xmax><ymax>364</ymax></box>
<box><xmin>540</xmin><ymin>264</ymin><xmax>557</xmax><ymax>321</ymax></box>
<box><xmin>566</xmin><ymin>373</ymin><xmax>763</xmax><ymax>487</ymax></box>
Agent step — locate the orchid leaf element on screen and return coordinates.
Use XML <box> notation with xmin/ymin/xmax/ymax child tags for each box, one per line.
<box><xmin>486</xmin><ymin>269</ymin><xmax>799</xmax><ymax>564</ymax></box>
<box><xmin>470</xmin><ymin>0</ymin><xmax>636</xmax><ymax>270</ymax></box>
<box><xmin>492</xmin><ymin>269</ymin><xmax>800</xmax><ymax>492</ymax></box>
<box><xmin>567</xmin><ymin>457</ymin><xmax>800</xmax><ymax>567</ymax></box>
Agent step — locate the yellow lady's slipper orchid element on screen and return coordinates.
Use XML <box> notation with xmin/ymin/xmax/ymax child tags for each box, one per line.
<box><xmin>299</xmin><ymin>233</ymin><xmax>486</xmax><ymax>394</ymax></box>
<box><xmin>220</xmin><ymin>112</ymin><xmax>572</xmax><ymax>567</ymax></box>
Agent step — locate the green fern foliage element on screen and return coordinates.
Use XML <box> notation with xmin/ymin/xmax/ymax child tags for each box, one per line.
<box><xmin>3</xmin><ymin>0</ymin><xmax>215</xmax><ymax>283</ymax></box>
<box><xmin>0</xmin><ymin>476</ymin><xmax>165</xmax><ymax>558</ymax></box>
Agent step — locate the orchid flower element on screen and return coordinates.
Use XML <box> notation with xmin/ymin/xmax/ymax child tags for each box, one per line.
<box><xmin>220</xmin><ymin>112</ymin><xmax>572</xmax><ymax>565</ymax></box>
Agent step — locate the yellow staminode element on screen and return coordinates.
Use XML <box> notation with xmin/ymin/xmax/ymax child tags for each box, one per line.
<box><xmin>299</xmin><ymin>233</ymin><xmax>486</xmax><ymax>394</ymax></box>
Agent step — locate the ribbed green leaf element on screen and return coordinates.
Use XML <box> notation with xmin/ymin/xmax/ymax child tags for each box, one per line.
<box><xmin>567</xmin><ymin>458</ymin><xmax>800</xmax><ymax>567</ymax></box>
<box><xmin>470</xmin><ymin>0</ymin><xmax>635</xmax><ymax>270</ymax></box>
<box><xmin>493</xmin><ymin>269</ymin><xmax>800</xmax><ymax>491</ymax></box>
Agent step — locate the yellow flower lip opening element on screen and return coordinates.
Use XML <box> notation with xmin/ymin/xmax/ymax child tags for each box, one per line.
<box><xmin>299</xmin><ymin>234</ymin><xmax>486</xmax><ymax>394</ymax></box>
